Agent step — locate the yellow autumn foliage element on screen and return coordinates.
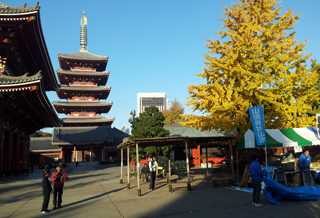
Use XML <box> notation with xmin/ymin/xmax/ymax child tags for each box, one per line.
<box><xmin>181</xmin><ymin>0</ymin><xmax>319</xmax><ymax>143</ymax></box>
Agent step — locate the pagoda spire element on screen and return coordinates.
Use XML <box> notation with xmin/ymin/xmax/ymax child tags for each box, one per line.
<box><xmin>80</xmin><ymin>10</ymin><xmax>88</xmax><ymax>52</ymax></box>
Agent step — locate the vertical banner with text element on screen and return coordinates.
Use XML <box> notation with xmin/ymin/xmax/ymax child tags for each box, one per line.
<box><xmin>249</xmin><ymin>106</ymin><xmax>266</xmax><ymax>146</ymax></box>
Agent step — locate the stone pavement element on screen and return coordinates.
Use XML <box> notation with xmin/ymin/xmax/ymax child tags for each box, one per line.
<box><xmin>1</xmin><ymin>166</ymin><xmax>320</xmax><ymax>218</ymax></box>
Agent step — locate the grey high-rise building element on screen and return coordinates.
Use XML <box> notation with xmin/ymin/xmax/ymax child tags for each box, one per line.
<box><xmin>137</xmin><ymin>93</ymin><xmax>169</xmax><ymax>115</ymax></box>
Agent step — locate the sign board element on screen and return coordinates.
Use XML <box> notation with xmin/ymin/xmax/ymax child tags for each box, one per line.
<box><xmin>294</xmin><ymin>146</ymin><xmax>303</xmax><ymax>153</ymax></box>
<box><xmin>249</xmin><ymin>106</ymin><xmax>266</xmax><ymax>146</ymax></box>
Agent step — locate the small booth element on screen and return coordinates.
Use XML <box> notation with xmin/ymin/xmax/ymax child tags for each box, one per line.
<box><xmin>117</xmin><ymin>135</ymin><xmax>235</xmax><ymax>196</ymax></box>
<box><xmin>236</xmin><ymin>127</ymin><xmax>320</xmax><ymax>187</ymax></box>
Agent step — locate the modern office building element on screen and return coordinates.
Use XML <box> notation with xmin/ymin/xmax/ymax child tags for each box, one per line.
<box><xmin>137</xmin><ymin>93</ymin><xmax>169</xmax><ymax>115</ymax></box>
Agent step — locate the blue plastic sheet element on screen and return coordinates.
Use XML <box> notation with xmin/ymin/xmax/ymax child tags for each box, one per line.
<box><xmin>263</xmin><ymin>173</ymin><xmax>320</xmax><ymax>205</ymax></box>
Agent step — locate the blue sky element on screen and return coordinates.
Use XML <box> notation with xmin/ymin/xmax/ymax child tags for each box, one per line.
<box><xmin>4</xmin><ymin>0</ymin><xmax>320</xmax><ymax>132</ymax></box>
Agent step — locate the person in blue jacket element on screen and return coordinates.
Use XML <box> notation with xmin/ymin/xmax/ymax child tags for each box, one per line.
<box><xmin>299</xmin><ymin>150</ymin><xmax>311</xmax><ymax>170</ymax></box>
<box><xmin>249</xmin><ymin>154</ymin><xmax>265</xmax><ymax>207</ymax></box>
<box><xmin>299</xmin><ymin>150</ymin><xmax>312</xmax><ymax>186</ymax></box>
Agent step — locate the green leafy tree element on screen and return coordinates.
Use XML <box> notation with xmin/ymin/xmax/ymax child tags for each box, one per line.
<box><xmin>129</xmin><ymin>106</ymin><xmax>170</xmax><ymax>161</ymax></box>
<box><xmin>181</xmin><ymin>0</ymin><xmax>319</xmax><ymax>143</ymax></box>
<box><xmin>163</xmin><ymin>99</ymin><xmax>185</xmax><ymax>125</ymax></box>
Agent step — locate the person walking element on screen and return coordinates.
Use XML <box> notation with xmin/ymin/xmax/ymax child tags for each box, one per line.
<box><xmin>249</xmin><ymin>154</ymin><xmax>265</xmax><ymax>207</ymax></box>
<box><xmin>40</xmin><ymin>170</ymin><xmax>52</xmax><ymax>214</ymax></box>
<box><xmin>51</xmin><ymin>165</ymin><xmax>69</xmax><ymax>209</ymax></box>
<box><xmin>149</xmin><ymin>156</ymin><xmax>157</xmax><ymax>191</ymax></box>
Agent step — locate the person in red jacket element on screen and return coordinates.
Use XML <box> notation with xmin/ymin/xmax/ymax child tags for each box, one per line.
<box><xmin>51</xmin><ymin>165</ymin><xmax>69</xmax><ymax>209</ymax></box>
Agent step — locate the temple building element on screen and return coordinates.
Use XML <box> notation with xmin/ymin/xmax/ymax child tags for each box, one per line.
<box><xmin>50</xmin><ymin>12</ymin><xmax>125</xmax><ymax>164</ymax></box>
<box><xmin>0</xmin><ymin>3</ymin><xmax>61</xmax><ymax>176</ymax></box>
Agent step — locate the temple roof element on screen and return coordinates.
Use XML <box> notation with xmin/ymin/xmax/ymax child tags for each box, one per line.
<box><xmin>59</xmin><ymin>86</ymin><xmax>111</xmax><ymax>91</ymax></box>
<box><xmin>110</xmin><ymin>127</ymin><xmax>130</xmax><ymax>148</ymax></box>
<box><xmin>0</xmin><ymin>71</ymin><xmax>42</xmax><ymax>85</ymax></box>
<box><xmin>62</xmin><ymin>117</ymin><xmax>115</xmax><ymax>122</ymax></box>
<box><xmin>56</xmin><ymin>88</ymin><xmax>111</xmax><ymax>100</ymax></box>
<box><xmin>30</xmin><ymin>137</ymin><xmax>60</xmax><ymax>151</ymax></box>
<box><xmin>52</xmin><ymin>126</ymin><xmax>112</xmax><ymax>145</ymax></box>
<box><xmin>0</xmin><ymin>2</ymin><xmax>40</xmax><ymax>13</ymax></box>
<box><xmin>52</xmin><ymin>101</ymin><xmax>113</xmax><ymax>106</ymax></box>
<box><xmin>53</xmin><ymin>101</ymin><xmax>113</xmax><ymax>114</ymax></box>
<box><xmin>57</xmin><ymin>69</ymin><xmax>110</xmax><ymax>76</ymax></box>
<box><xmin>56</xmin><ymin>69</ymin><xmax>109</xmax><ymax>86</ymax></box>
<box><xmin>0</xmin><ymin>2</ymin><xmax>59</xmax><ymax>91</ymax></box>
<box><xmin>58</xmin><ymin>51</ymin><xmax>108</xmax><ymax>61</ymax></box>
<box><xmin>163</xmin><ymin>125</ymin><xmax>230</xmax><ymax>137</ymax></box>
<box><xmin>61</xmin><ymin>117</ymin><xmax>114</xmax><ymax>127</ymax></box>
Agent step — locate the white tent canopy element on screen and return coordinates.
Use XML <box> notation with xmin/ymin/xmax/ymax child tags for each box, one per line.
<box><xmin>237</xmin><ymin>127</ymin><xmax>320</xmax><ymax>149</ymax></box>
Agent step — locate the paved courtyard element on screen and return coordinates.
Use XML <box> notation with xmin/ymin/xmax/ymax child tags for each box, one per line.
<box><xmin>1</xmin><ymin>166</ymin><xmax>320</xmax><ymax>218</ymax></box>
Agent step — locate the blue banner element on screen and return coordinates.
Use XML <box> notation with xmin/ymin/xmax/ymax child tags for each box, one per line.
<box><xmin>249</xmin><ymin>106</ymin><xmax>266</xmax><ymax>146</ymax></box>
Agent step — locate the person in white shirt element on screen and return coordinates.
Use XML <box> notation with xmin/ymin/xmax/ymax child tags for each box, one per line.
<box><xmin>149</xmin><ymin>156</ymin><xmax>157</xmax><ymax>191</ymax></box>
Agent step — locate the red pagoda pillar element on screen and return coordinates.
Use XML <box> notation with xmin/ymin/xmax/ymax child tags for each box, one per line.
<box><xmin>0</xmin><ymin>127</ymin><xmax>4</xmax><ymax>175</ymax></box>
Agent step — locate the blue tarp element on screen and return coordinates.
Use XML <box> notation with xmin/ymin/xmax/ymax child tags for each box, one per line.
<box><xmin>263</xmin><ymin>173</ymin><xmax>320</xmax><ymax>205</ymax></box>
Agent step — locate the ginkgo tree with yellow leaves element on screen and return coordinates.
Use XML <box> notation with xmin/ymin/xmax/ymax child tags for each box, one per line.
<box><xmin>181</xmin><ymin>0</ymin><xmax>319</xmax><ymax>142</ymax></box>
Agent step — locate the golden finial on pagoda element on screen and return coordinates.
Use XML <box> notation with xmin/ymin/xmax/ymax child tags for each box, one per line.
<box><xmin>80</xmin><ymin>10</ymin><xmax>88</xmax><ymax>52</ymax></box>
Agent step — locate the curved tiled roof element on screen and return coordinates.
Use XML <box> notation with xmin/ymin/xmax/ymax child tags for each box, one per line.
<box><xmin>52</xmin><ymin>101</ymin><xmax>113</xmax><ymax>106</ymax></box>
<box><xmin>56</xmin><ymin>69</ymin><xmax>110</xmax><ymax>75</ymax></box>
<box><xmin>0</xmin><ymin>2</ymin><xmax>40</xmax><ymax>13</ymax></box>
<box><xmin>163</xmin><ymin>125</ymin><xmax>229</xmax><ymax>137</ymax></box>
<box><xmin>59</xmin><ymin>86</ymin><xmax>111</xmax><ymax>91</ymax></box>
<box><xmin>52</xmin><ymin>126</ymin><xmax>111</xmax><ymax>144</ymax></box>
<box><xmin>58</xmin><ymin>51</ymin><xmax>108</xmax><ymax>61</ymax></box>
<box><xmin>30</xmin><ymin>137</ymin><xmax>60</xmax><ymax>151</ymax></box>
<box><xmin>62</xmin><ymin>117</ymin><xmax>115</xmax><ymax>122</ymax></box>
<box><xmin>0</xmin><ymin>71</ymin><xmax>42</xmax><ymax>85</ymax></box>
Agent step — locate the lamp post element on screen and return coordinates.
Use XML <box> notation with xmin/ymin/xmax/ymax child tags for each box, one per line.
<box><xmin>128</xmin><ymin>110</ymin><xmax>136</xmax><ymax>124</ymax></box>
<box><xmin>127</xmin><ymin>110</ymin><xmax>136</xmax><ymax>177</ymax></box>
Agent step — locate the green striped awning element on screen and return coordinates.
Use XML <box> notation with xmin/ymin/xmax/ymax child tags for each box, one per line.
<box><xmin>236</xmin><ymin>127</ymin><xmax>320</xmax><ymax>149</ymax></box>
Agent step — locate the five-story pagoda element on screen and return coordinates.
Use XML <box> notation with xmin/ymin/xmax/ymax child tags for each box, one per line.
<box><xmin>52</xmin><ymin>12</ymin><xmax>115</xmax><ymax>163</ymax></box>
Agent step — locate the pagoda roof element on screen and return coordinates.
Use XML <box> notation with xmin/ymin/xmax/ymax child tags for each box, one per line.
<box><xmin>53</xmin><ymin>101</ymin><xmax>113</xmax><ymax>114</ymax></box>
<box><xmin>59</xmin><ymin>86</ymin><xmax>111</xmax><ymax>91</ymax></box>
<box><xmin>56</xmin><ymin>69</ymin><xmax>110</xmax><ymax>76</ymax></box>
<box><xmin>56</xmin><ymin>69</ymin><xmax>109</xmax><ymax>86</ymax></box>
<box><xmin>61</xmin><ymin>117</ymin><xmax>115</xmax><ymax>127</ymax></box>
<box><xmin>0</xmin><ymin>2</ymin><xmax>59</xmax><ymax>91</ymax></box>
<box><xmin>53</xmin><ymin>101</ymin><xmax>113</xmax><ymax>107</ymax></box>
<box><xmin>62</xmin><ymin>116</ymin><xmax>114</xmax><ymax>122</ymax></box>
<box><xmin>52</xmin><ymin>126</ymin><xmax>112</xmax><ymax>145</ymax></box>
<box><xmin>56</xmin><ymin>87</ymin><xmax>111</xmax><ymax>100</ymax></box>
<box><xmin>58</xmin><ymin>51</ymin><xmax>108</xmax><ymax>61</ymax></box>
